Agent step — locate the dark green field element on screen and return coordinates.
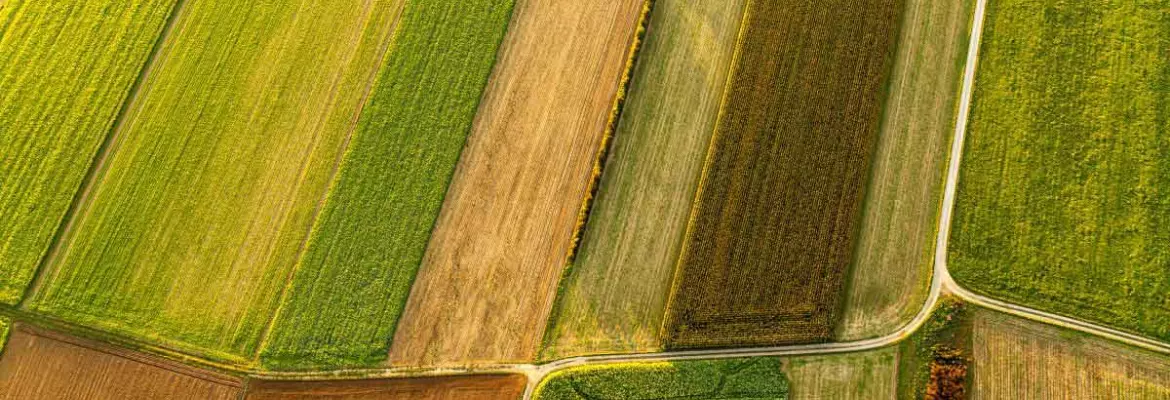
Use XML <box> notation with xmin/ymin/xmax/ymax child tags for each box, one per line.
<box><xmin>950</xmin><ymin>0</ymin><xmax>1170</xmax><ymax>342</ymax></box>
<box><xmin>664</xmin><ymin>0</ymin><xmax>904</xmax><ymax>348</ymax></box>
<box><xmin>534</xmin><ymin>358</ymin><xmax>789</xmax><ymax>399</ymax></box>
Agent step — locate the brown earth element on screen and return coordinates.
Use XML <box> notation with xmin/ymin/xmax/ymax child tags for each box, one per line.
<box><xmin>663</xmin><ymin>0</ymin><xmax>904</xmax><ymax>349</ymax></box>
<box><xmin>246</xmin><ymin>374</ymin><xmax>526</xmax><ymax>400</ymax></box>
<box><xmin>388</xmin><ymin>0</ymin><xmax>646</xmax><ymax>367</ymax></box>
<box><xmin>0</xmin><ymin>324</ymin><xmax>242</xmax><ymax>400</ymax></box>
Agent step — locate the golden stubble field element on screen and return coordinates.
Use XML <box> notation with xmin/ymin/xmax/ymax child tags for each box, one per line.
<box><xmin>388</xmin><ymin>0</ymin><xmax>647</xmax><ymax>367</ymax></box>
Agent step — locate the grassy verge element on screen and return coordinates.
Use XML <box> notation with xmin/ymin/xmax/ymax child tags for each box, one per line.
<box><xmin>534</xmin><ymin>358</ymin><xmax>789</xmax><ymax>399</ymax></box>
<box><xmin>259</xmin><ymin>0</ymin><xmax>515</xmax><ymax>370</ymax></box>
<box><xmin>950</xmin><ymin>0</ymin><xmax>1170</xmax><ymax>343</ymax></box>
<box><xmin>896</xmin><ymin>298</ymin><xmax>972</xmax><ymax>399</ymax></box>
<box><xmin>0</xmin><ymin>0</ymin><xmax>179</xmax><ymax>304</ymax></box>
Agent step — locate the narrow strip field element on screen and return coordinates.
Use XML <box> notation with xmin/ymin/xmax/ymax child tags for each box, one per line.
<box><xmin>784</xmin><ymin>348</ymin><xmax>898</xmax><ymax>399</ymax></box>
<box><xmin>664</xmin><ymin>0</ymin><xmax>904</xmax><ymax>348</ymax></box>
<box><xmin>29</xmin><ymin>0</ymin><xmax>407</xmax><ymax>362</ymax></box>
<box><xmin>0</xmin><ymin>325</ymin><xmax>243</xmax><ymax>399</ymax></box>
<box><xmin>260</xmin><ymin>0</ymin><xmax>516</xmax><ymax>370</ymax></box>
<box><xmin>541</xmin><ymin>0</ymin><xmax>749</xmax><ymax>359</ymax></box>
<box><xmin>972</xmin><ymin>310</ymin><xmax>1170</xmax><ymax>399</ymax></box>
<box><xmin>0</xmin><ymin>0</ymin><xmax>178</xmax><ymax>304</ymax></box>
<box><xmin>837</xmin><ymin>0</ymin><xmax>975</xmax><ymax>340</ymax></box>
<box><xmin>949</xmin><ymin>0</ymin><xmax>1170</xmax><ymax>342</ymax></box>
<box><xmin>246</xmin><ymin>374</ymin><xmax>527</xmax><ymax>400</ymax></box>
<box><xmin>389</xmin><ymin>0</ymin><xmax>647</xmax><ymax>367</ymax></box>
<box><xmin>534</xmin><ymin>358</ymin><xmax>790</xmax><ymax>399</ymax></box>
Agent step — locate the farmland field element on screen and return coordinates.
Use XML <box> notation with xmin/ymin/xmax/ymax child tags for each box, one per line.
<box><xmin>541</xmin><ymin>0</ymin><xmax>749</xmax><ymax>359</ymax></box>
<box><xmin>534</xmin><ymin>358</ymin><xmax>789</xmax><ymax>399</ymax></box>
<box><xmin>28</xmin><ymin>0</ymin><xmax>408</xmax><ymax>363</ymax></box>
<box><xmin>0</xmin><ymin>325</ymin><xmax>243</xmax><ymax>400</ymax></box>
<box><xmin>250</xmin><ymin>0</ymin><xmax>516</xmax><ymax>370</ymax></box>
<box><xmin>949</xmin><ymin>0</ymin><xmax>1170</xmax><ymax>342</ymax></box>
<box><xmin>0</xmin><ymin>319</ymin><xmax>7</xmax><ymax>351</ymax></box>
<box><xmin>663</xmin><ymin>0</ymin><xmax>904</xmax><ymax>348</ymax></box>
<box><xmin>0</xmin><ymin>0</ymin><xmax>179</xmax><ymax>304</ymax></box>
<box><xmin>837</xmin><ymin>0</ymin><xmax>975</xmax><ymax>340</ymax></box>
<box><xmin>784</xmin><ymin>348</ymin><xmax>898</xmax><ymax>400</ymax></box>
<box><xmin>246</xmin><ymin>374</ymin><xmax>527</xmax><ymax>400</ymax></box>
<box><xmin>388</xmin><ymin>0</ymin><xmax>648</xmax><ymax>367</ymax></box>
<box><xmin>972</xmin><ymin>310</ymin><xmax>1170</xmax><ymax>399</ymax></box>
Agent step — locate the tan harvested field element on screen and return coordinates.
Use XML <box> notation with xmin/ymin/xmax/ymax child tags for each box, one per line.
<box><xmin>540</xmin><ymin>0</ymin><xmax>749</xmax><ymax>359</ymax></box>
<box><xmin>0</xmin><ymin>325</ymin><xmax>242</xmax><ymax>400</ymax></box>
<box><xmin>972</xmin><ymin>311</ymin><xmax>1170</xmax><ymax>399</ymax></box>
<box><xmin>837</xmin><ymin>0</ymin><xmax>975</xmax><ymax>340</ymax></box>
<box><xmin>389</xmin><ymin>0</ymin><xmax>647</xmax><ymax>367</ymax></box>
<box><xmin>784</xmin><ymin>348</ymin><xmax>898</xmax><ymax>400</ymax></box>
<box><xmin>246</xmin><ymin>374</ymin><xmax>526</xmax><ymax>399</ymax></box>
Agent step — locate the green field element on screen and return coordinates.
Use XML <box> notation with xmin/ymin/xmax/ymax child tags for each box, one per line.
<box><xmin>0</xmin><ymin>0</ymin><xmax>179</xmax><ymax>304</ymax></box>
<box><xmin>28</xmin><ymin>0</ymin><xmax>406</xmax><ymax>362</ymax></box>
<box><xmin>837</xmin><ymin>0</ymin><xmax>974</xmax><ymax>340</ymax></box>
<box><xmin>664</xmin><ymin>0</ymin><xmax>904</xmax><ymax>348</ymax></box>
<box><xmin>541</xmin><ymin>0</ymin><xmax>748</xmax><ymax>359</ymax></box>
<box><xmin>950</xmin><ymin>0</ymin><xmax>1170</xmax><ymax>341</ymax></box>
<box><xmin>259</xmin><ymin>0</ymin><xmax>516</xmax><ymax>370</ymax></box>
<box><xmin>534</xmin><ymin>358</ymin><xmax>789</xmax><ymax>399</ymax></box>
<box><xmin>0</xmin><ymin>319</ymin><xmax>8</xmax><ymax>352</ymax></box>
<box><xmin>785</xmin><ymin>348</ymin><xmax>898</xmax><ymax>400</ymax></box>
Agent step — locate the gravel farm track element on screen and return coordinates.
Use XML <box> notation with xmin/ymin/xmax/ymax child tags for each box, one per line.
<box><xmin>6</xmin><ymin>0</ymin><xmax>1170</xmax><ymax>398</ymax></box>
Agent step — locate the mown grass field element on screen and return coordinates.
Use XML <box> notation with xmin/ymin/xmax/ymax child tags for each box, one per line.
<box><xmin>784</xmin><ymin>348</ymin><xmax>898</xmax><ymax>400</ymax></box>
<box><xmin>0</xmin><ymin>326</ymin><xmax>243</xmax><ymax>399</ymax></box>
<box><xmin>837</xmin><ymin>0</ymin><xmax>975</xmax><ymax>340</ymax></box>
<box><xmin>540</xmin><ymin>0</ymin><xmax>749</xmax><ymax>360</ymax></box>
<box><xmin>0</xmin><ymin>0</ymin><xmax>178</xmax><ymax>304</ymax></box>
<box><xmin>260</xmin><ymin>0</ymin><xmax>516</xmax><ymax>370</ymax></box>
<box><xmin>245</xmin><ymin>374</ymin><xmax>527</xmax><ymax>400</ymax></box>
<box><xmin>388</xmin><ymin>0</ymin><xmax>647</xmax><ymax>368</ymax></box>
<box><xmin>534</xmin><ymin>358</ymin><xmax>789</xmax><ymax>399</ymax></box>
<box><xmin>949</xmin><ymin>0</ymin><xmax>1170</xmax><ymax>342</ymax></box>
<box><xmin>664</xmin><ymin>0</ymin><xmax>904</xmax><ymax>349</ymax></box>
<box><xmin>29</xmin><ymin>0</ymin><xmax>408</xmax><ymax>363</ymax></box>
<box><xmin>972</xmin><ymin>310</ymin><xmax>1170</xmax><ymax>399</ymax></box>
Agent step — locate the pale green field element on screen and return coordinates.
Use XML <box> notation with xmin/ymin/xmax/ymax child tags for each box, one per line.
<box><xmin>0</xmin><ymin>0</ymin><xmax>178</xmax><ymax>304</ymax></box>
<box><xmin>541</xmin><ymin>0</ymin><xmax>748</xmax><ymax>359</ymax></box>
<box><xmin>784</xmin><ymin>348</ymin><xmax>898</xmax><ymax>400</ymax></box>
<box><xmin>29</xmin><ymin>0</ymin><xmax>406</xmax><ymax>362</ymax></box>
<box><xmin>837</xmin><ymin>0</ymin><xmax>974</xmax><ymax>340</ymax></box>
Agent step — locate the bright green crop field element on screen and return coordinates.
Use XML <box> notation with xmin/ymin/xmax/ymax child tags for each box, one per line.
<box><xmin>0</xmin><ymin>0</ymin><xmax>179</xmax><ymax>304</ymax></box>
<box><xmin>259</xmin><ymin>0</ymin><xmax>516</xmax><ymax>370</ymax></box>
<box><xmin>534</xmin><ymin>358</ymin><xmax>790</xmax><ymax>399</ymax></box>
<box><xmin>29</xmin><ymin>0</ymin><xmax>407</xmax><ymax>363</ymax></box>
<box><xmin>950</xmin><ymin>0</ymin><xmax>1170</xmax><ymax>341</ymax></box>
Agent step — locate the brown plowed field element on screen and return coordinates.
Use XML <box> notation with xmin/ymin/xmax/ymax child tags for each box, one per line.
<box><xmin>246</xmin><ymin>374</ymin><xmax>526</xmax><ymax>399</ymax></box>
<box><xmin>0</xmin><ymin>325</ymin><xmax>242</xmax><ymax>400</ymax></box>
<box><xmin>663</xmin><ymin>0</ymin><xmax>904</xmax><ymax>349</ymax></box>
<box><xmin>388</xmin><ymin>0</ymin><xmax>646</xmax><ymax>367</ymax></box>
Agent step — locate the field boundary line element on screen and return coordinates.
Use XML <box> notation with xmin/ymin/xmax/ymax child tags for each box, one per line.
<box><xmin>17</xmin><ymin>0</ymin><xmax>191</xmax><ymax>308</ymax></box>
<box><xmin>250</xmin><ymin>0</ymin><xmax>410</xmax><ymax>363</ymax></box>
